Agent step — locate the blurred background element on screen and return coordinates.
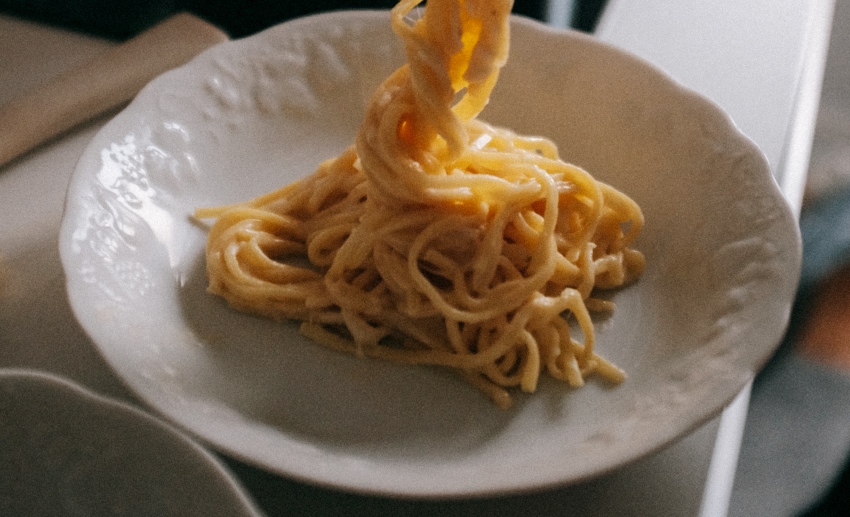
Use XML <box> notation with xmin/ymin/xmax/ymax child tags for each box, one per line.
<box><xmin>0</xmin><ymin>0</ymin><xmax>609</xmax><ymax>39</ymax></box>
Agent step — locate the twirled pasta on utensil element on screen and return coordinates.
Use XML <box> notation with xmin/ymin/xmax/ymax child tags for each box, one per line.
<box><xmin>196</xmin><ymin>0</ymin><xmax>645</xmax><ymax>409</ymax></box>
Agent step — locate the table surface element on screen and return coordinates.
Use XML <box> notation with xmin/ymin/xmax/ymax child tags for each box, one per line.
<box><xmin>0</xmin><ymin>1</ymin><xmax>834</xmax><ymax>515</ymax></box>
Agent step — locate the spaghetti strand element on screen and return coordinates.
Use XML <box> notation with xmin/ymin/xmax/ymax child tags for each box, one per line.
<box><xmin>197</xmin><ymin>0</ymin><xmax>645</xmax><ymax>408</ymax></box>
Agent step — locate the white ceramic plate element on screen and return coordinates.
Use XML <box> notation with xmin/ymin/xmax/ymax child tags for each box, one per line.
<box><xmin>0</xmin><ymin>369</ymin><xmax>261</xmax><ymax>515</ymax></box>
<box><xmin>60</xmin><ymin>11</ymin><xmax>801</xmax><ymax>497</ymax></box>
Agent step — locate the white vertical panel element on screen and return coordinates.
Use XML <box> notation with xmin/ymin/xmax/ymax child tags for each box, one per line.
<box><xmin>596</xmin><ymin>0</ymin><xmax>833</xmax><ymax>192</ymax></box>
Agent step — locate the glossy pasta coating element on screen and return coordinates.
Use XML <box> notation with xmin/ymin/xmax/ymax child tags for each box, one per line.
<box><xmin>198</xmin><ymin>0</ymin><xmax>645</xmax><ymax>408</ymax></box>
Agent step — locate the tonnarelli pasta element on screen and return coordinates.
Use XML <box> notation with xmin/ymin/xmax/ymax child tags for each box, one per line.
<box><xmin>196</xmin><ymin>0</ymin><xmax>645</xmax><ymax>409</ymax></box>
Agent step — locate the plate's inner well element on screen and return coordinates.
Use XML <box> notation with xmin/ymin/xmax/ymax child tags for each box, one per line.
<box><xmin>59</xmin><ymin>11</ymin><xmax>800</xmax><ymax>496</ymax></box>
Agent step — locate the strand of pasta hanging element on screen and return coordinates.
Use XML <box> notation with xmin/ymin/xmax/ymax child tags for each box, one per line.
<box><xmin>195</xmin><ymin>0</ymin><xmax>646</xmax><ymax>409</ymax></box>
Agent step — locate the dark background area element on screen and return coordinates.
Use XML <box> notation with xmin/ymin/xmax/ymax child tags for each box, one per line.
<box><xmin>0</xmin><ymin>0</ymin><xmax>608</xmax><ymax>40</ymax></box>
